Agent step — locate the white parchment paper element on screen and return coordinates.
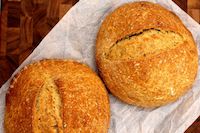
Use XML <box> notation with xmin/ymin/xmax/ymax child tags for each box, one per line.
<box><xmin>1</xmin><ymin>0</ymin><xmax>200</xmax><ymax>132</ymax></box>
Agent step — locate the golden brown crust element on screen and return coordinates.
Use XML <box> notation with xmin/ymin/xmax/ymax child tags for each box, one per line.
<box><xmin>96</xmin><ymin>2</ymin><xmax>198</xmax><ymax>107</ymax></box>
<box><xmin>5</xmin><ymin>59</ymin><xmax>110</xmax><ymax>133</ymax></box>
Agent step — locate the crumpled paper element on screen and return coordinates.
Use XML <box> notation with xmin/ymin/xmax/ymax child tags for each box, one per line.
<box><xmin>0</xmin><ymin>0</ymin><xmax>200</xmax><ymax>132</ymax></box>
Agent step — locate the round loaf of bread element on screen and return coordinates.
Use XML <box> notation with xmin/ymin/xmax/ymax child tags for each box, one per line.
<box><xmin>5</xmin><ymin>60</ymin><xmax>110</xmax><ymax>132</ymax></box>
<box><xmin>96</xmin><ymin>2</ymin><xmax>198</xmax><ymax>107</ymax></box>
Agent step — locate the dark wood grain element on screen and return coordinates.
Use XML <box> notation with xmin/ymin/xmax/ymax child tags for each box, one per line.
<box><xmin>1</xmin><ymin>0</ymin><xmax>8</xmax><ymax>57</ymax></box>
<box><xmin>173</xmin><ymin>0</ymin><xmax>187</xmax><ymax>11</ymax></box>
<box><xmin>0</xmin><ymin>0</ymin><xmax>200</xmax><ymax>132</ymax></box>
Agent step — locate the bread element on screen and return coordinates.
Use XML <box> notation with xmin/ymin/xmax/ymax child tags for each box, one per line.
<box><xmin>4</xmin><ymin>59</ymin><xmax>110</xmax><ymax>133</ymax></box>
<box><xmin>96</xmin><ymin>2</ymin><xmax>198</xmax><ymax>107</ymax></box>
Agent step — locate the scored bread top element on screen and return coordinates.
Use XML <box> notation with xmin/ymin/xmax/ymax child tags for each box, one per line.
<box><xmin>96</xmin><ymin>2</ymin><xmax>195</xmax><ymax>59</ymax></box>
<box><xmin>5</xmin><ymin>59</ymin><xmax>110</xmax><ymax>133</ymax></box>
<box><xmin>96</xmin><ymin>2</ymin><xmax>198</xmax><ymax>107</ymax></box>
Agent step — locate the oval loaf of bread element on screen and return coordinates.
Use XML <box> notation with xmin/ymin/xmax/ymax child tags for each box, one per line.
<box><xmin>5</xmin><ymin>60</ymin><xmax>110</xmax><ymax>133</ymax></box>
<box><xmin>96</xmin><ymin>2</ymin><xmax>198</xmax><ymax>107</ymax></box>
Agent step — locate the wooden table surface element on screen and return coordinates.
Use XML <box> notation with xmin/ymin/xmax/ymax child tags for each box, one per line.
<box><xmin>0</xmin><ymin>0</ymin><xmax>200</xmax><ymax>132</ymax></box>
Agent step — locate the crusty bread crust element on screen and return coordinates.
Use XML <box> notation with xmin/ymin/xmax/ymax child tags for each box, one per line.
<box><xmin>5</xmin><ymin>59</ymin><xmax>110</xmax><ymax>133</ymax></box>
<box><xmin>96</xmin><ymin>2</ymin><xmax>198</xmax><ymax>107</ymax></box>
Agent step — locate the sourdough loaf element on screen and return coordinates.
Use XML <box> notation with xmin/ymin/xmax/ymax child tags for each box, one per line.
<box><xmin>96</xmin><ymin>2</ymin><xmax>198</xmax><ymax>107</ymax></box>
<box><xmin>5</xmin><ymin>60</ymin><xmax>110</xmax><ymax>133</ymax></box>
